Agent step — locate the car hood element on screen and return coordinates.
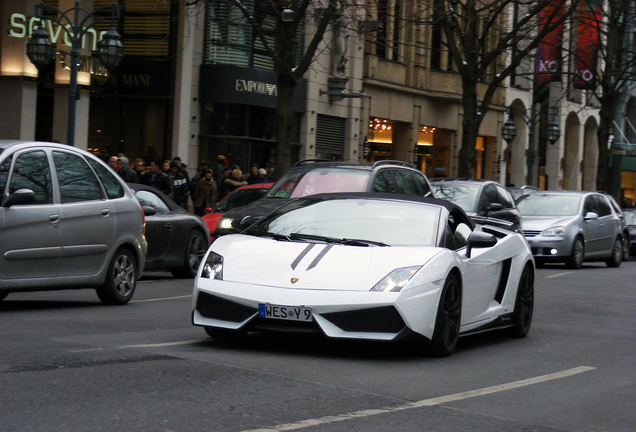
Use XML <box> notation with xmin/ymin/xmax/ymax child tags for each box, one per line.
<box><xmin>520</xmin><ymin>215</ymin><xmax>578</xmax><ymax>231</ymax></box>
<box><xmin>222</xmin><ymin>197</ymin><xmax>290</xmax><ymax>221</ymax></box>
<box><xmin>211</xmin><ymin>235</ymin><xmax>442</xmax><ymax>291</ymax></box>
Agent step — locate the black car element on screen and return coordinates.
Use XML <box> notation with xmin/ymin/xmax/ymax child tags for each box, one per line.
<box><xmin>214</xmin><ymin>159</ymin><xmax>435</xmax><ymax>237</ymax></box>
<box><xmin>130</xmin><ymin>184</ymin><xmax>209</xmax><ymax>277</ymax></box>
<box><xmin>432</xmin><ymin>178</ymin><xmax>522</xmax><ymax>231</ymax></box>
<box><xmin>621</xmin><ymin>208</ymin><xmax>636</xmax><ymax>256</ymax></box>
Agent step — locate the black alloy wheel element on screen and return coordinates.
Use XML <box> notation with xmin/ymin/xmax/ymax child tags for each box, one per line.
<box><xmin>510</xmin><ymin>264</ymin><xmax>534</xmax><ymax>338</ymax></box>
<box><xmin>430</xmin><ymin>273</ymin><xmax>462</xmax><ymax>357</ymax></box>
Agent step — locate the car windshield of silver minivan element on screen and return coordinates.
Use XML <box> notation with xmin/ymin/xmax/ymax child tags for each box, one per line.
<box><xmin>517</xmin><ymin>194</ymin><xmax>582</xmax><ymax>216</ymax></box>
<box><xmin>267</xmin><ymin>168</ymin><xmax>371</xmax><ymax>198</ymax></box>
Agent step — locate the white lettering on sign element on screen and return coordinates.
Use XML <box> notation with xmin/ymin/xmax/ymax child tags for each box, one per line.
<box><xmin>235</xmin><ymin>79</ymin><xmax>277</xmax><ymax>96</ymax></box>
<box><xmin>8</xmin><ymin>13</ymin><xmax>106</xmax><ymax>51</ymax></box>
<box><xmin>536</xmin><ymin>59</ymin><xmax>559</xmax><ymax>73</ymax></box>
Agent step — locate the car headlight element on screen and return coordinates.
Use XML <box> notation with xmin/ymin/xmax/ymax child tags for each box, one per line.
<box><xmin>371</xmin><ymin>266</ymin><xmax>421</xmax><ymax>292</ymax></box>
<box><xmin>541</xmin><ymin>226</ymin><xmax>565</xmax><ymax>237</ymax></box>
<box><xmin>218</xmin><ymin>218</ymin><xmax>233</xmax><ymax>230</ymax></box>
<box><xmin>201</xmin><ymin>252</ymin><xmax>223</xmax><ymax>279</ymax></box>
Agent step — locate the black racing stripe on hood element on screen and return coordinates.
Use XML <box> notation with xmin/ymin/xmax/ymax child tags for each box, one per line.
<box><xmin>291</xmin><ymin>243</ymin><xmax>316</xmax><ymax>270</ymax></box>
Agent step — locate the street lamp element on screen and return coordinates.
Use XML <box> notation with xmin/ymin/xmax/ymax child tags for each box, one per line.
<box><xmin>501</xmin><ymin>105</ymin><xmax>560</xmax><ymax>186</ymax></box>
<box><xmin>26</xmin><ymin>1</ymin><xmax>123</xmax><ymax>147</ymax></box>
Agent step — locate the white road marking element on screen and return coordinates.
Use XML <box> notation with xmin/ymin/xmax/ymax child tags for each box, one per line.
<box><xmin>118</xmin><ymin>339</ymin><xmax>208</xmax><ymax>349</ymax></box>
<box><xmin>242</xmin><ymin>366</ymin><xmax>596</xmax><ymax>432</ymax></box>
<box><xmin>130</xmin><ymin>295</ymin><xmax>192</xmax><ymax>303</ymax></box>
<box><xmin>545</xmin><ymin>271</ymin><xmax>573</xmax><ymax>279</ymax></box>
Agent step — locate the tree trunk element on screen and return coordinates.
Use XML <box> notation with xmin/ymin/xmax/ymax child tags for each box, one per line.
<box><xmin>596</xmin><ymin>96</ymin><xmax>616</xmax><ymax>193</ymax></box>
<box><xmin>457</xmin><ymin>78</ymin><xmax>481</xmax><ymax>178</ymax></box>
<box><xmin>274</xmin><ymin>70</ymin><xmax>296</xmax><ymax>180</ymax></box>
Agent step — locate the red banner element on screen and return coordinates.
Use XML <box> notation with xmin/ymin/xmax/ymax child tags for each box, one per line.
<box><xmin>573</xmin><ymin>1</ymin><xmax>602</xmax><ymax>90</ymax></box>
<box><xmin>534</xmin><ymin>2</ymin><xmax>565</xmax><ymax>83</ymax></box>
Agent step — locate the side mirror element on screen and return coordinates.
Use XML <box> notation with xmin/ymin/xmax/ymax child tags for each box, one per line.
<box><xmin>584</xmin><ymin>211</ymin><xmax>599</xmax><ymax>221</ymax></box>
<box><xmin>233</xmin><ymin>215</ymin><xmax>257</xmax><ymax>231</ymax></box>
<box><xmin>204</xmin><ymin>207</ymin><xmax>213</xmax><ymax>215</ymax></box>
<box><xmin>3</xmin><ymin>189</ymin><xmax>36</xmax><ymax>207</ymax></box>
<box><xmin>488</xmin><ymin>202</ymin><xmax>504</xmax><ymax>212</ymax></box>
<box><xmin>142</xmin><ymin>205</ymin><xmax>157</xmax><ymax>216</ymax></box>
<box><xmin>466</xmin><ymin>231</ymin><xmax>497</xmax><ymax>258</ymax></box>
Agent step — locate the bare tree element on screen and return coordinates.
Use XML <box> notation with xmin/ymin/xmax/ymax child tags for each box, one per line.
<box><xmin>209</xmin><ymin>0</ymin><xmax>340</xmax><ymax>179</ymax></box>
<box><xmin>571</xmin><ymin>0</ymin><xmax>636</xmax><ymax>193</ymax></box>
<box><xmin>426</xmin><ymin>0</ymin><xmax>578</xmax><ymax>177</ymax></box>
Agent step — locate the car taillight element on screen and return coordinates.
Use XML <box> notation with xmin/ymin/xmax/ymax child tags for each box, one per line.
<box><xmin>139</xmin><ymin>202</ymin><xmax>146</xmax><ymax>235</ymax></box>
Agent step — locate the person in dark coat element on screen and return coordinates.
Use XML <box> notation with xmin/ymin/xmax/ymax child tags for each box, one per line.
<box><xmin>168</xmin><ymin>160</ymin><xmax>189</xmax><ymax>209</ymax></box>
<box><xmin>246</xmin><ymin>163</ymin><xmax>266</xmax><ymax>184</ymax></box>
<box><xmin>116</xmin><ymin>157</ymin><xmax>139</xmax><ymax>184</ymax></box>
<box><xmin>193</xmin><ymin>169</ymin><xmax>217</xmax><ymax>216</ymax></box>
<box><xmin>146</xmin><ymin>160</ymin><xmax>171</xmax><ymax>196</ymax></box>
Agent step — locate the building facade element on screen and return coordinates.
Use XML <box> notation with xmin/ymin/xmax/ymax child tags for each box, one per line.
<box><xmin>1</xmin><ymin>0</ymin><xmax>617</xmax><ymax>197</ymax></box>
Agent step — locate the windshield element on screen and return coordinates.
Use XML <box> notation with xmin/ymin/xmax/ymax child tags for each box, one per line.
<box><xmin>624</xmin><ymin>210</ymin><xmax>636</xmax><ymax>225</ymax></box>
<box><xmin>267</xmin><ymin>168</ymin><xmax>371</xmax><ymax>198</ymax></box>
<box><xmin>248</xmin><ymin>198</ymin><xmax>440</xmax><ymax>247</ymax></box>
<box><xmin>215</xmin><ymin>188</ymin><xmax>265</xmax><ymax>213</ymax></box>
<box><xmin>431</xmin><ymin>183</ymin><xmax>480</xmax><ymax>213</ymax></box>
<box><xmin>516</xmin><ymin>194</ymin><xmax>582</xmax><ymax>216</ymax></box>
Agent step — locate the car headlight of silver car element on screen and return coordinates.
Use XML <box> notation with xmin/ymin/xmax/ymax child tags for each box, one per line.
<box><xmin>201</xmin><ymin>252</ymin><xmax>223</xmax><ymax>279</ymax></box>
<box><xmin>371</xmin><ymin>266</ymin><xmax>421</xmax><ymax>292</ymax></box>
<box><xmin>218</xmin><ymin>218</ymin><xmax>234</xmax><ymax>230</ymax></box>
<box><xmin>541</xmin><ymin>226</ymin><xmax>565</xmax><ymax>237</ymax></box>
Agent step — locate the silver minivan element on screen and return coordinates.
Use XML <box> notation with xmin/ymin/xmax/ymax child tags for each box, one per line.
<box><xmin>517</xmin><ymin>191</ymin><xmax>624</xmax><ymax>268</ymax></box>
<box><xmin>0</xmin><ymin>141</ymin><xmax>147</xmax><ymax>304</ymax></box>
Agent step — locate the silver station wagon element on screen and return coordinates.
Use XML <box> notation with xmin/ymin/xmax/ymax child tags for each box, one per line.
<box><xmin>0</xmin><ymin>141</ymin><xmax>147</xmax><ymax>304</ymax></box>
<box><xmin>517</xmin><ymin>191</ymin><xmax>624</xmax><ymax>268</ymax></box>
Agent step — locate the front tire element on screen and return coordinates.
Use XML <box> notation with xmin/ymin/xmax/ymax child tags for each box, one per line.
<box><xmin>567</xmin><ymin>237</ymin><xmax>584</xmax><ymax>269</ymax></box>
<box><xmin>606</xmin><ymin>237</ymin><xmax>623</xmax><ymax>268</ymax></box>
<box><xmin>430</xmin><ymin>273</ymin><xmax>462</xmax><ymax>357</ymax></box>
<box><xmin>172</xmin><ymin>230</ymin><xmax>207</xmax><ymax>278</ymax></box>
<box><xmin>510</xmin><ymin>264</ymin><xmax>534</xmax><ymax>338</ymax></box>
<box><xmin>96</xmin><ymin>248</ymin><xmax>137</xmax><ymax>305</ymax></box>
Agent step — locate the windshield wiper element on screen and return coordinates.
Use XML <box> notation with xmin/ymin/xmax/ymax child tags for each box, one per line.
<box><xmin>249</xmin><ymin>231</ymin><xmax>290</xmax><ymax>241</ymax></box>
<box><xmin>289</xmin><ymin>233</ymin><xmax>388</xmax><ymax>247</ymax></box>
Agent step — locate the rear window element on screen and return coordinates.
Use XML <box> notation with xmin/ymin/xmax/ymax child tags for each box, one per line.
<box><xmin>267</xmin><ymin>168</ymin><xmax>371</xmax><ymax>198</ymax></box>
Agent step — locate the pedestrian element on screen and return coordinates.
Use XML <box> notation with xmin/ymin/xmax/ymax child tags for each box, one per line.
<box><xmin>224</xmin><ymin>168</ymin><xmax>247</xmax><ymax>194</ymax></box>
<box><xmin>193</xmin><ymin>169</ymin><xmax>217</xmax><ymax>216</ymax></box>
<box><xmin>168</xmin><ymin>160</ymin><xmax>189</xmax><ymax>209</ymax></box>
<box><xmin>190</xmin><ymin>160</ymin><xmax>211</xmax><ymax>195</ymax></box>
<box><xmin>246</xmin><ymin>163</ymin><xmax>266</xmax><ymax>184</ymax></box>
<box><xmin>133</xmin><ymin>158</ymin><xmax>145</xmax><ymax>179</ymax></box>
<box><xmin>146</xmin><ymin>160</ymin><xmax>171</xmax><ymax>195</ymax></box>
<box><xmin>162</xmin><ymin>159</ymin><xmax>171</xmax><ymax>174</ymax></box>
<box><xmin>217</xmin><ymin>167</ymin><xmax>232</xmax><ymax>200</ymax></box>
<box><xmin>116</xmin><ymin>156</ymin><xmax>139</xmax><ymax>183</ymax></box>
<box><xmin>108</xmin><ymin>156</ymin><xmax>118</xmax><ymax>172</ymax></box>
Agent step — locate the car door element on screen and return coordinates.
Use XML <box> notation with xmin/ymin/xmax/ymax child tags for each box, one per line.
<box><xmin>581</xmin><ymin>195</ymin><xmax>604</xmax><ymax>255</ymax></box>
<box><xmin>0</xmin><ymin>150</ymin><xmax>60</xmax><ymax>280</ymax></box>
<box><xmin>135</xmin><ymin>189</ymin><xmax>175</xmax><ymax>262</ymax></box>
<box><xmin>452</xmin><ymin>222</ymin><xmax>501</xmax><ymax>325</ymax></box>
<box><xmin>52</xmin><ymin>150</ymin><xmax>117</xmax><ymax>277</ymax></box>
<box><xmin>592</xmin><ymin>194</ymin><xmax>616</xmax><ymax>254</ymax></box>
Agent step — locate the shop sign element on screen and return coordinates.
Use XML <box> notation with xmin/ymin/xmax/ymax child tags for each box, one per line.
<box><xmin>8</xmin><ymin>13</ymin><xmax>106</xmax><ymax>51</ymax></box>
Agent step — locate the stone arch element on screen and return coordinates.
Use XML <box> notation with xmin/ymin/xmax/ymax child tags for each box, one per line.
<box><xmin>562</xmin><ymin>112</ymin><xmax>581</xmax><ymax>190</ymax></box>
<box><xmin>582</xmin><ymin>117</ymin><xmax>599</xmax><ymax>191</ymax></box>
<box><xmin>505</xmin><ymin>99</ymin><xmax>529</xmax><ymax>187</ymax></box>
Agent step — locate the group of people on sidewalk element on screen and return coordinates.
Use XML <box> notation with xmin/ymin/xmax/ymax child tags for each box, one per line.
<box><xmin>98</xmin><ymin>151</ymin><xmax>271</xmax><ymax>217</ymax></box>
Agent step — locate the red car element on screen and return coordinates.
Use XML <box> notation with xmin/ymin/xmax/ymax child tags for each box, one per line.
<box><xmin>202</xmin><ymin>182</ymin><xmax>273</xmax><ymax>242</ymax></box>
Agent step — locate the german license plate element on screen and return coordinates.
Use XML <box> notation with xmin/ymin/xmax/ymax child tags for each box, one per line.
<box><xmin>258</xmin><ymin>303</ymin><xmax>313</xmax><ymax>322</ymax></box>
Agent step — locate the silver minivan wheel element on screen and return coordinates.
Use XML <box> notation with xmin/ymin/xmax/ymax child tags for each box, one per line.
<box><xmin>96</xmin><ymin>248</ymin><xmax>137</xmax><ymax>305</ymax></box>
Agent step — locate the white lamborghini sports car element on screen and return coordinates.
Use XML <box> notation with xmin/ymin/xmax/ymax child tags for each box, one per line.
<box><xmin>192</xmin><ymin>193</ymin><xmax>535</xmax><ymax>356</ymax></box>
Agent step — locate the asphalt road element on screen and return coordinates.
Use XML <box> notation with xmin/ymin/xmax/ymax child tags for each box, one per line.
<box><xmin>1</xmin><ymin>262</ymin><xmax>635</xmax><ymax>432</ymax></box>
